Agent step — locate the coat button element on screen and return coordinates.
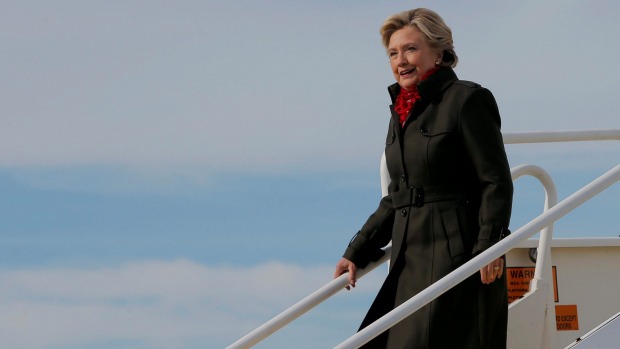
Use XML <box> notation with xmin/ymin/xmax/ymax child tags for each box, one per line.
<box><xmin>401</xmin><ymin>209</ymin><xmax>407</xmax><ymax>217</ymax></box>
<box><xmin>420</xmin><ymin>127</ymin><xmax>428</xmax><ymax>134</ymax></box>
<box><xmin>400</xmin><ymin>174</ymin><xmax>406</xmax><ymax>182</ymax></box>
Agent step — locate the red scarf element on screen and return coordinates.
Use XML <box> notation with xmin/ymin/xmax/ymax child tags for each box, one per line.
<box><xmin>394</xmin><ymin>87</ymin><xmax>420</xmax><ymax>127</ymax></box>
<box><xmin>394</xmin><ymin>67</ymin><xmax>440</xmax><ymax>127</ymax></box>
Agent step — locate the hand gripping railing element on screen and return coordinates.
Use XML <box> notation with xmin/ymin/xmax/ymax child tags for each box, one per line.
<box><xmin>333</xmin><ymin>164</ymin><xmax>620</xmax><ymax>349</ymax></box>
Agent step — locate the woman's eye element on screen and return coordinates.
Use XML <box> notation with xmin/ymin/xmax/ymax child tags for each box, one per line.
<box><xmin>388</xmin><ymin>51</ymin><xmax>398</xmax><ymax>58</ymax></box>
<box><xmin>406</xmin><ymin>46</ymin><xmax>416</xmax><ymax>52</ymax></box>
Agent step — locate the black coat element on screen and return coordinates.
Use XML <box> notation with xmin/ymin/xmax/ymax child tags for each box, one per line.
<box><xmin>343</xmin><ymin>67</ymin><xmax>513</xmax><ymax>349</ymax></box>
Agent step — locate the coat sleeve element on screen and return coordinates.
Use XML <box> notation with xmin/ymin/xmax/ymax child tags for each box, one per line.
<box><xmin>458</xmin><ymin>87</ymin><xmax>514</xmax><ymax>255</ymax></box>
<box><xmin>342</xmin><ymin>194</ymin><xmax>394</xmax><ymax>268</ymax></box>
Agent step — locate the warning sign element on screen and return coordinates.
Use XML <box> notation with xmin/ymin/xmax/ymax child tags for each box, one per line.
<box><xmin>556</xmin><ymin>304</ymin><xmax>579</xmax><ymax>331</ymax></box>
<box><xmin>506</xmin><ymin>266</ymin><xmax>558</xmax><ymax>303</ymax></box>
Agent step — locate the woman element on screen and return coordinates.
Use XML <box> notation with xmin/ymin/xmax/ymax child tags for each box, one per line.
<box><xmin>333</xmin><ymin>8</ymin><xmax>513</xmax><ymax>349</ymax></box>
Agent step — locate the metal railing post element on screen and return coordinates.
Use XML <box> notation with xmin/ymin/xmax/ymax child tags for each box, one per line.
<box><xmin>510</xmin><ymin>164</ymin><xmax>558</xmax><ymax>349</ymax></box>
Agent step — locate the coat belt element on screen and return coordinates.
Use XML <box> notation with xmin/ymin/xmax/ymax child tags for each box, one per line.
<box><xmin>391</xmin><ymin>185</ymin><xmax>466</xmax><ymax>208</ymax></box>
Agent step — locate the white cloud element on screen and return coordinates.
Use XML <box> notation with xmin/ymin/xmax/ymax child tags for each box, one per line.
<box><xmin>0</xmin><ymin>260</ymin><xmax>384</xmax><ymax>349</ymax></box>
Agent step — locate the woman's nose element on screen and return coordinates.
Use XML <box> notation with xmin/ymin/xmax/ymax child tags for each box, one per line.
<box><xmin>396</xmin><ymin>52</ymin><xmax>408</xmax><ymax>65</ymax></box>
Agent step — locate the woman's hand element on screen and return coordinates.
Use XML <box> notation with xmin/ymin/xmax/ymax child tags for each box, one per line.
<box><xmin>480</xmin><ymin>257</ymin><xmax>504</xmax><ymax>284</ymax></box>
<box><xmin>334</xmin><ymin>258</ymin><xmax>358</xmax><ymax>290</ymax></box>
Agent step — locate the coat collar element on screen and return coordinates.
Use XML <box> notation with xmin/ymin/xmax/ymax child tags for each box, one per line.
<box><xmin>387</xmin><ymin>67</ymin><xmax>458</xmax><ymax>104</ymax></box>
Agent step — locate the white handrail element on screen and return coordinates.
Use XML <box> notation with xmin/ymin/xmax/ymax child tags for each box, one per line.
<box><xmin>503</xmin><ymin>129</ymin><xmax>620</xmax><ymax>144</ymax></box>
<box><xmin>333</xmin><ymin>164</ymin><xmax>620</xmax><ymax>349</ymax></box>
<box><xmin>225</xmin><ymin>130</ymin><xmax>619</xmax><ymax>349</ymax></box>
<box><xmin>225</xmin><ymin>246</ymin><xmax>393</xmax><ymax>349</ymax></box>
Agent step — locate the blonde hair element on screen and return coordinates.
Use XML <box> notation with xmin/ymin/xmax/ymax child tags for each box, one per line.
<box><xmin>380</xmin><ymin>8</ymin><xmax>458</xmax><ymax>67</ymax></box>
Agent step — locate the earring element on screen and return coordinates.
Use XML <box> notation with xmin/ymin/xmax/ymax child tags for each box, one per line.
<box><xmin>435</xmin><ymin>60</ymin><xmax>441</xmax><ymax>65</ymax></box>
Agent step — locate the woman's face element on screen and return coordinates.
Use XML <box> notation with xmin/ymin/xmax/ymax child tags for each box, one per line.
<box><xmin>388</xmin><ymin>26</ymin><xmax>442</xmax><ymax>90</ymax></box>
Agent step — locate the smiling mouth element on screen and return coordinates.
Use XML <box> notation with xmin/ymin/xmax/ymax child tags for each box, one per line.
<box><xmin>400</xmin><ymin>68</ymin><xmax>416</xmax><ymax>76</ymax></box>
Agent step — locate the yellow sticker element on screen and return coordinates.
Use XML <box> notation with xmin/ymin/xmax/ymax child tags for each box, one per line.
<box><xmin>506</xmin><ymin>266</ymin><xmax>558</xmax><ymax>303</ymax></box>
<box><xmin>555</xmin><ymin>304</ymin><xmax>579</xmax><ymax>331</ymax></box>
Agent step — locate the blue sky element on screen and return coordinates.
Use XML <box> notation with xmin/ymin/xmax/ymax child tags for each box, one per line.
<box><xmin>1</xmin><ymin>1</ymin><xmax>620</xmax><ymax>348</ymax></box>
